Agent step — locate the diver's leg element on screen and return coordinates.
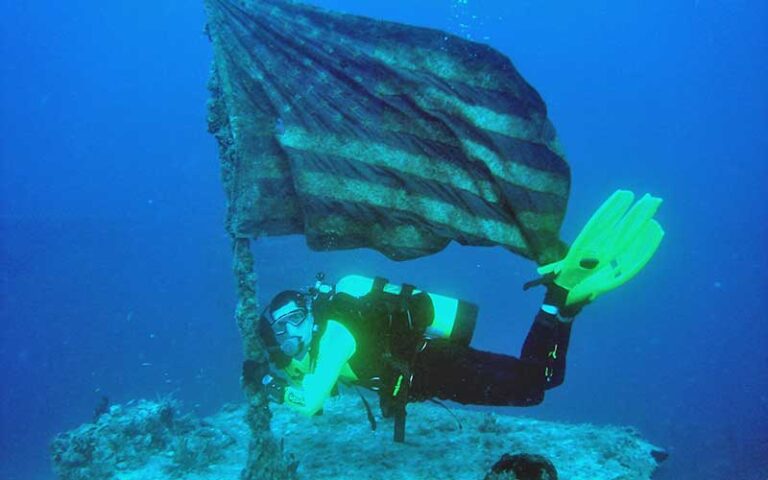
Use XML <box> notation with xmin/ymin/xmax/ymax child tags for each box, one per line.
<box><xmin>409</xmin><ymin>288</ymin><xmax>574</xmax><ymax>406</ymax></box>
<box><xmin>410</xmin><ymin>340</ymin><xmax>545</xmax><ymax>406</ymax></box>
<box><xmin>519</xmin><ymin>309</ymin><xmax>572</xmax><ymax>388</ymax></box>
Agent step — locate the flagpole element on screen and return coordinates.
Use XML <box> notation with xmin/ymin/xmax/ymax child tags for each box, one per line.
<box><xmin>232</xmin><ymin>236</ymin><xmax>298</xmax><ymax>480</ymax></box>
<box><xmin>205</xmin><ymin>0</ymin><xmax>299</xmax><ymax>476</ymax></box>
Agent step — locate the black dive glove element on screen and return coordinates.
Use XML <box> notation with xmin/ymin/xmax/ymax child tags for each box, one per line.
<box><xmin>242</xmin><ymin>360</ymin><xmax>286</xmax><ymax>403</ymax></box>
<box><xmin>242</xmin><ymin>359</ymin><xmax>267</xmax><ymax>388</ymax></box>
<box><xmin>261</xmin><ymin>374</ymin><xmax>287</xmax><ymax>404</ymax></box>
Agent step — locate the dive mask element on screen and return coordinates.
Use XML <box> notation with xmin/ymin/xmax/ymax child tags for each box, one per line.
<box><xmin>269</xmin><ymin>302</ymin><xmax>314</xmax><ymax>358</ymax></box>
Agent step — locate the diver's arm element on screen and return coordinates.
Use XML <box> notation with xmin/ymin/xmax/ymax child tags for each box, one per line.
<box><xmin>283</xmin><ymin>320</ymin><xmax>356</xmax><ymax>416</ymax></box>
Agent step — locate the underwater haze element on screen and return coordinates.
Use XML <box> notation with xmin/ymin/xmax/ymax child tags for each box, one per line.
<box><xmin>1</xmin><ymin>0</ymin><xmax>766</xmax><ymax>479</ymax></box>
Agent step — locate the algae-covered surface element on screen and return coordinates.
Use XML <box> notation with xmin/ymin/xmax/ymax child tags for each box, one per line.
<box><xmin>52</xmin><ymin>395</ymin><xmax>665</xmax><ymax>479</ymax></box>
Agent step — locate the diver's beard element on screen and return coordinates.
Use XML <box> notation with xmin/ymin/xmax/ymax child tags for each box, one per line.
<box><xmin>294</xmin><ymin>340</ymin><xmax>307</xmax><ymax>359</ymax></box>
<box><xmin>280</xmin><ymin>337</ymin><xmax>306</xmax><ymax>358</ymax></box>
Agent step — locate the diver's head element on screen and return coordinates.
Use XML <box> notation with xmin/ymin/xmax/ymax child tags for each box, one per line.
<box><xmin>258</xmin><ymin>290</ymin><xmax>315</xmax><ymax>367</ymax></box>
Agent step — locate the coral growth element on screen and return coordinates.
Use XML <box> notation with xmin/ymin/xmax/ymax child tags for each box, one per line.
<box><xmin>50</xmin><ymin>394</ymin><xmax>666</xmax><ymax>480</ymax></box>
<box><xmin>50</xmin><ymin>399</ymin><xmax>236</xmax><ymax>480</ymax></box>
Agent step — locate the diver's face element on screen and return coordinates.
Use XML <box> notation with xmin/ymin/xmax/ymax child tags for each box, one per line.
<box><xmin>282</xmin><ymin>318</ymin><xmax>313</xmax><ymax>357</ymax></box>
<box><xmin>272</xmin><ymin>304</ymin><xmax>314</xmax><ymax>358</ymax></box>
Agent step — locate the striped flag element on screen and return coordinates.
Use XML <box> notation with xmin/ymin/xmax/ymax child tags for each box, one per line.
<box><xmin>205</xmin><ymin>0</ymin><xmax>570</xmax><ymax>264</ymax></box>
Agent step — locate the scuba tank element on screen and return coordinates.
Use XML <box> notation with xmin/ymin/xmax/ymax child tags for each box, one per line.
<box><xmin>315</xmin><ymin>274</ymin><xmax>478</xmax><ymax>346</ymax></box>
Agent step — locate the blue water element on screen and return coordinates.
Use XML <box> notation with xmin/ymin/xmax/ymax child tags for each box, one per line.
<box><xmin>1</xmin><ymin>1</ymin><xmax>766</xmax><ymax>479</ymax></box>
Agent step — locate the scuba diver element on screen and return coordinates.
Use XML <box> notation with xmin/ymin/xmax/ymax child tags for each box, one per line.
<box><xmin>245</xmin><ymin>190</ymin><xmax>664</xmax><ymax>442</ymax></box>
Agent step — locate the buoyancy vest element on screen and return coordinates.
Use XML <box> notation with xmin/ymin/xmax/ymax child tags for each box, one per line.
<box><xmin>284</xmin><ymin>274</ymin><xmax>479</xmax><ymax>442</ymax></box>
<box><xmin>311</xmin><ymin>274</ymin><xmax>478</xmax><ymax>387</ymax></box>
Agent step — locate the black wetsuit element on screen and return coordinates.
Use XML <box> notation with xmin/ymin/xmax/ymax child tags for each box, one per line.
<box><xmin>409</xmin><ymin>307</ymin><xmax>572</xmax><ymax>406</ymax></box>
<box><xmin>311</xmin><ymin>283</ymin><xmax>574</xmax><ymax>409</ymax></box>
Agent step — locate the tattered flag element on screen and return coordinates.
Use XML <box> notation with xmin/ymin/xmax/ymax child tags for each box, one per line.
<box><xmin>205</xmin><ymin>0</ymin><xmax>570</xmax><ymax>264</ymax></box>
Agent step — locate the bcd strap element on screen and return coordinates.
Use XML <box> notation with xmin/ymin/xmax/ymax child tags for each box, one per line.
<box><xmin>367</xmin><ymin>277</ymin><xmax>422</xmax><ymax>442</ymax></box>
<box><xmin>354</xmin><ymin>386</ymin><xmax>377</xmax><ymax>432</ymax></box>
<box><xmin>399</xmin><ymin>284</ymin><xmax>416</xmax><ymax>332</ymax></box>
<box><xmin>371</xmin><ymin>276</ymin><xmax>388</xmax><ymax>294</ymax></box>
<box><xmin>390</xmin><ymin>372</ymin><xmax>410</xmax><ymax>443</ymax></box>
<box><xmin>522</xmin><ymin>272</ymin><xmax>556</xmax><ymax>291</ymax></box>
<box><xmin>394</xmin><ymin>404</ymin><xmax>406</xmax><ymax>443</ymax></box>
<box><xmin>371</xmin><ymin>354</ymin><xmax>411</xmax><ymax>442</ymax></box>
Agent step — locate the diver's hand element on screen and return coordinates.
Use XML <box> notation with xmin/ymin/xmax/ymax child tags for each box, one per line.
<box><xmin>262</xmin><ymin>374</ymin><xmax>286</xmax><ymax>404</ymax></box>
<box><xmin>242</xmin><ymin>359</ymin><xmax>268</xmax><ymax>389</ymax></box>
